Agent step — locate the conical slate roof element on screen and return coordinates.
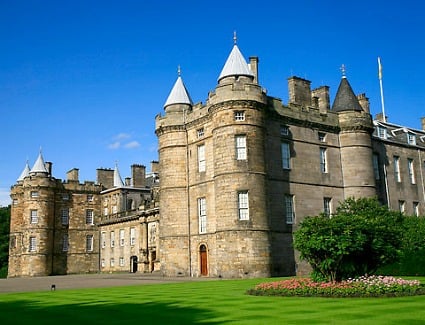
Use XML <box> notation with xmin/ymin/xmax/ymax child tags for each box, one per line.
<box><xmin>218</xmin><ymin>44</ymin><xmax>254</xmax><ymax>82</ymax></box>
<box><xmin>17</xmin><ymin>162</ymin><xmax>30</xmax><ymax>181</ymax></box>
<box><xmin>164</xmin><ymin>75</ymin><xmax>193</xmax><ymax>108</ymax></box>
<box><xmin>30</xmin><ymin>151</ymin><xmax>48</xmax><ymax>174</ymax></box>
<box><xmin>113</xmin><ymin>163</ymin><xmax>125</xmax><ymax>187</ymax></box>
<box><xmin>332</xmin><ymin>77</ymin><xmax>363</xmax><ymax>112</ymax></box>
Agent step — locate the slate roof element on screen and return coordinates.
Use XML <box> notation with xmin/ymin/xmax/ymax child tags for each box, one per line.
<box><xmin>218</xmin><ymin>44</ymin><xmax>253</xmax><ymax>81</ymax></box>
<box><xmin>332</xmin><ymin>77</ymin><xmax>363</xmax><ymax>112</ymax></box>
<box><xmin>164</xmin><ymin>75</ymin><xmax>193</xmax><ymax>108</ymax></box>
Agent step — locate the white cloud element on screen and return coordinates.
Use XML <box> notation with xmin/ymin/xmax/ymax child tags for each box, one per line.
<box><xmin>108</xmin><ymin>141</ymin><xmax>121</xmax><ymax>149</ymax></box>
<box><xmin>114</xmin><ymin>133</ymin><xmax>131</xmax><ymax>140</ymax></box>
<box><xmin>124</xmin><ymin>141</ymin><xmax>140</xmax><ymax>149</ymax></box>
<box><xmin>0</xmin><ymin>188</ymin><xmax>11</xmax><ymax>207</ymax></box>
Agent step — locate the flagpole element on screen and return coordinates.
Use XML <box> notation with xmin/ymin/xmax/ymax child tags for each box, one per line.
<box><xmin>378</xmin><ymin>57</ymin><xmax>387</xmax><ymax>123</ymax></box>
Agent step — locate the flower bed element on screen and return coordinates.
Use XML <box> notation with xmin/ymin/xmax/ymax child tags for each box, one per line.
<box><xmin>247</xmin><ymin>276</ymin><xmax>425</xmax><ymax>298</ymax></box>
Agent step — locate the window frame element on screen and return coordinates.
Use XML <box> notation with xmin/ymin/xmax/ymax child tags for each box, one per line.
<box><xmin>285</xmin><ymin>195</ymin><xmax>295</xmax><ymax>224</ymax></box>
<box><xmin>85</xmin><ymin>209</ymin><xmax>94</xmax><ymax>225</ymax></box>
<box><xmin>234</xmin><ymin>111</ymin><xmax>245</xmax><ymax>121</ymax></box>
<box><xmin>408</xmin><ymin>158</ymin><xmax>416</xmax><ymax>184</ymax></box>
<box><xmin>281</xmin><ymin>142</ymin><xmax>291</xmax><ymax>169</ymax></box>
<box><xmin>237</xmin><ymin>191</ymin><xmax>249</xmax><ymax>221</ymax></box>
<box><xmin>320</xmin><ymin>147</ymin><xmax>327</xmax><ymax>173</ymax></box>
<box><xmin>198</xmin><ymin>144</ymin><xmax>206</xmax><ymax>172</ymax></box>
<box><xmin>30</xmin><ymin>209</ymin><xmax>38</xmax><ymax>224</ymax></box>
<box><xmin>198</xmin><ymin>197</ymin><xmax>207</xmax><ymax>234</ymax></box>
<box><xmin>86</xmin><ymin>235</ymin><xmax>94</xmax><ymax>252</ymax></box>
<box><xmin>235</xmin><ymin>135</ymin><xmax>247</xmax><ymax>161</ymax></box>
<box><xmin>394</xmin><ymin>156</ymin><xmax>401</xmax><ymax>182</ymax></box>
<box><xmin>29</xmin><ymin>236</ymin><xmax>36</xmax><ymax>252</ymax></box>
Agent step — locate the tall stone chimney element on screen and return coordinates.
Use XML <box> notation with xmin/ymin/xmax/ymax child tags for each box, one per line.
<box><xmin>151</xmin><ymin>161</ymin><xmax>159</xmax><ymax>174</ymax></box>
<box><xmin>357</xmin><ymin>93</ymin><xmax>370</xmax><ymax>113</ymax></box>
<box><xmin>312</xmin><ymin>86</ymin><xmax>330</xmax><ymax>114</ymax></box>
<box><xmin>45</xmin><ymin>162</ymin><xmax>53</xmax><ymax>177</ymax></box>
<box><xmin>288</xmin><ymin>76</ymin><xmax>312</xmax><ymax>107</ymax></box>
<box><xmin>66</xmin><ymin>168</ymin><xmax>79</xmax><ymax>182</ymax></box>
<box><xmin>97</xmin><ymin>168</ymin><xmax>114</xmax><ymax>189</ymax></box>
<box><xmin>421</xmin><ymin>117</ymin><xmax>425</xmax><ymax>131</ymax></box>
<box><xmin>132</xmin><ymin>164</ymin><xmax>146</xmax><ymax>188</ymax></box>
<box><xmin>249</xmin><ymin>56</ymin><xmax>259</xmax><ymax>84</ymax></box>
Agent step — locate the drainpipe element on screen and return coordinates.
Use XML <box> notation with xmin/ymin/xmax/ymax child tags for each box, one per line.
<box><xmin>184</xmin><ymin>107</ymin><xmax>192</xmax><ymax>277</ymax></box>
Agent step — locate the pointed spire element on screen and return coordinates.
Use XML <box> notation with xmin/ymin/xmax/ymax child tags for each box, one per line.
<box><xmin>218</xmin><ymin>34</ymin><xmax>254</xmax><ymax>82</ymax></box>
<box><xmin>332</xmin><ymin>76</ymin><xmax>363</xmax><ymax>112</ymax></box>
<box><xmin>17</xmin><ymin>161</ymin><xmax>30</xmax><ymax>182</ymax></box>
<box><xmin>164</xmin><ymin>67</ymin><xmax>193</xmax><ymax>108</ymax></box>
<box><xmin>113</xmin><ymin>162</ymin><xmax>125</xmax><ymax>187</ymax></box>
<box><xmin>30</xmin><ymin>149</ymin><xmax>48</xmax><ymax>174</ymax></box>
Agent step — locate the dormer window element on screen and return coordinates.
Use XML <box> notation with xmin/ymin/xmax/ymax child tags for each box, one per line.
<box><xmin>234</xmin><ymin>111</ymin><xmax>245</xmax><ymax>121</ymax></box>
<box><xmin>377</xmin><ymin>126</ymin><xmax>387</xmax><ymax>139</ymax></box>
<box><xmin>407</xmin><ymin>133</ymin><xmax>416</xmax><ymax>145</ymax></box>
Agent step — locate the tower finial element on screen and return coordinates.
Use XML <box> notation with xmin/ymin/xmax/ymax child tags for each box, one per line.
<box><xmin>340</xmin><ymin>64</ymin><xmax>347</xmax><ymax>78</ymax></box>
<box><xmin>177</xmin><ymin>65</ymin><xmax>181</xmax><ymax>76</ymax></box>
<box><xmin>233</xmin><ymin>31</ymin><xmax>237</xmax><ymax>45</ymax></box>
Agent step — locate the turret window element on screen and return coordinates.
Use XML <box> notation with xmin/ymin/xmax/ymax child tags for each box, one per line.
<box><xmin>237</xmin><ymin>191</ymin><xmax>249</xmax><ymax>220</ymax></box>
<box><xmin>29</xmin><ymin>237</ymin><xmax>37</xmax><ymax>252</ymax></box>
<box><xmin>30</xmin><ymin>191</ymin><xmax>39</xmax><ymax>198</ymax></box>
<box><xmin>197</xmin><ymin>128</ymin><xmax>204</xmax><ymax>138</ymax></box>
<box><xmin>86</xmin><ymin>209</ymin><xmax>94</xmax><ymax>225</ymax></box>
<box><xmin>62</xmin><ymin>234</ymin><xmax>69</xmax><ymax>252</ymax></box>
<box><xmin>30</xmin><ymin>210</ymin><xmax>38</xmax><ymax>224</ymax></box>
<box><xmin>235</xmin><ymin>135</ymin><xmax>247</xmax><ymax>160</ymax></box>
<box><xmin>234</xmin><ymin>111</ymin><xmax>245</xmax><ymax>121</ymax></box>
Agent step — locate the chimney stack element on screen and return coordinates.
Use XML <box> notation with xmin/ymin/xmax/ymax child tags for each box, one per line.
<box><xmin>66</xmin><ymin>168</ymin><xmax>79</xmax><ymax>182</ymax></box>
<box><xmin>249</xmin><ymin>56</ymin><xmax>259</xmax><ymax>84</ymax></box>
<box><xmin>132</xmin><ymin>164</ymin><xmax>146</xmax><ymax>188</ymax></box>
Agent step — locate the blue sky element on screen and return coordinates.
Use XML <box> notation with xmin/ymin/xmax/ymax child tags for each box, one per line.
<box><xmin>1</xmin><ymin>0</ymin><xmax>424</xmax><ymax>206</ymax></box>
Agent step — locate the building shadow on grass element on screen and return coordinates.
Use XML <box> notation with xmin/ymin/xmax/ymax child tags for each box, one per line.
<box><xmin>0</xmin><ymin>299</ymin><xmax>226</xmax><ymax>325</ymax></box>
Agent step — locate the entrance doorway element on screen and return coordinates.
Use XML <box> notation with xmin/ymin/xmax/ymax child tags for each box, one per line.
<box><xmin>199</xmin><ymin>245</ymin><xmax>208</xmax><ymax>276</ymax></box>
<box><xmin>130</xmin><ymin>256</ymin><xmax>138</xmax><ymax>273</ymax></box>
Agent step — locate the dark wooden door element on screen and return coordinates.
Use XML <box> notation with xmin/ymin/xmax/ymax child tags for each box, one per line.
<box><xmin>200</xmin><ymin>245</ymin><xmax>208</xmax><ymax>276</ymax></box>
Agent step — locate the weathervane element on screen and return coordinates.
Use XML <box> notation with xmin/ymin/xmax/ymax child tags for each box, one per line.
<box><xmin>233</xmin><ymin>31</ymin><xmax>237</xmax><ymax>44</ymax></box>
<box><xmin>177</xmin><ymin>65</ymin><xmax>181</xmax><ymax>76</ymax></box>
<box><xmin>340</xmin><ymin>64</ymin><xmax>347</xmax><ymax>78</ymax></box>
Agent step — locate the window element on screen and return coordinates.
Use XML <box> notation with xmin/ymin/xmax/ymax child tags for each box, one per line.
<box><xmin>29</xmin><ymin>237</ymin><xmax>36</xmax><ymax>252</ymax></box>
<box><xmin>101</xmin><ymin>259</ymin><xmax>105</xmax><ymax>268</ymax></box>
<box><xmin>110</xmin><ymin>231</ymin><xmax>115</xmax><ymax>247</ymax></box>
<box><xmin>62</xmin><ymin>234</ymin><xmax>69</xmax><ymax>252</ymax></box>
<box><xmin>62</xmin><ymin>193</ymin><xmax>69</xmax><ymax>201</ymax></box>
<box><xmin>323</xmin><ymin>197</ymin><xmax>332</xmax><ymax>217</ymax></box>
<box><xmin>30</xmin><ymin>210</ymin><xmax>38</xmax><ymax>224</ymax></box>
<box><xmin>30</xmin><ymin>191</ymin><xmax>39</xmax><ymax>198</ymax></box>
<box><xmin>394</xmin><ymin>156</ymin><xmax>401</xmax><ymax>182</ymax></box>
<box><xmin>198</xmin><ymin>197</ymin><xmax>207</xmax><ymax>233</ymax></box>
<box><xmin>285</xmin><ymin>195</ymin><xmax>295</xmax><ymax>224</ymax></box>
<box><xmin>372</xmin><ymin>154</ymin><xmax>380</xmax><ymax>180</ymax></box>
<box><xmin>198</xmin><ymin>144</ymin><xmax>206</xmax><ymax>172</ymax></box>
<box><xmin>320</xmin><ymin>147</ymin><xmax>327</xmax><ymax>173</ymax></box>
<box><xmin>86</xmin><ymin>235</ymin><xmax>93</xmax><ymax>252</ymax></box>
<box><xmin>197</xmin><ymin>128</ymin><xmax>204</xmax><ymax>138</ymax></box>
<box><xmin>104</xmin><ymin>207</ymin><xmax>108</xmax><ymax>216</ymax></box>
<box><xmin>10</xmin><ymin>236</ymin><xmax>16</xmax><ymax>249</ymax></box>
<box><xmin>86</xmin><ymin>209</ymin><xmax>94</xmax><ymax>225</ymax></box>
<box><xmin>119</xmin><ymin>257</ymin><xmax>124</xmax><ymax>267</ymax></box>
<box><xmin>234</xmin><ymin>111</ymin><xmax>245</xmax><ymax>121</ymax></box>
<box><xmin>318</xmin><ymin>132</ymin><xmax>326</xmax><ymax>142</ymax></box>
<box><xmin>407</xmin><ymin>133</ymin><xmax>416</xmax><ymax>145</ymax></box>
<box><xmin>101</xmin><ymin>232</ymin><xmax>106</xmax><ymax>248</ymax></box>
<box><xmin>130</xmin><ymin>228</ymin><xmax>136</xmax><ymax>246</ymax></box>
<box><xmin>399</xmin><ymin>200</ymin><xmax>405</xmax><ymax>214</ymax></box>
<box><xmin>377</xmin><ymin>126</ymin><xmax>387</xmax><ymax>139</ymax></box>
<box><xmin>120</xmin><ymin>229</ymin><xmax>125</xmax><ymax>246</ymax></box>
<box><xmin>281</xmin><ymin>142</ymin><xmax>291</xmax><ymax>169</ymax></box>
<box><xmin>87</xmin><ymin>194</ymin><xmax>94</xmax><ymax>202</ymax></box>
<box><xmin>413</xmin><ymin>202</ymin><xmax>420</xmax><ymax>216</ymax></box>
<box><xmin>61</xmin><ymin>208</ymin><xmax>69</xmax><ymax>225</ymax></box>
<box><xmin>110</xmin><ymin>258</ymin><xmax>115</xmax><ymax>267</ymax></box>
<box><xmin>235</xmin><ymin>135</ymin><xmax>247</xmax><ymax>160</ymax></box>
<box><xmin>13</xmin><ymin>199</ymin><xmax>18</xmax><ymax>206</ymax></box>
<box><xmin>237</xmin><ymin>191</ymin><xmax>249</xmax><ymax>220</ymax></box>
<box><xmin>112</xmin><ymin>205</ymin><xmax>117</xmax><ymax>214</ymax></box>
<box><xmin>281</xmin><ymin>126</ymin><xmax>289</xmax><ymax>136</ymax></box>
<box><xmin>408</xmin><ymin>158</ymin><xmax>416</xmax><ymax>184</ymax></box>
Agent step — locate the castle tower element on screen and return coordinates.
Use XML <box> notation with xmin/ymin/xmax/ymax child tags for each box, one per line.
<box><xmin>155</xmin><ymin>69</ymin><xmax>193</xmax><ymax>276</ymax></box>
<box><xmin>209</xmin><ymin>38</ymin><xmax>270</xmax><ymax>278</ymax></box>
<box><xmin>9</xmin><ymin>151</ymin><xmax>56</xmax><ymax>277</ymax></box>
<box><xmin>333</xmin><ymin>75</ymin><xmax>376</xmax><ymax>198</ymax></box>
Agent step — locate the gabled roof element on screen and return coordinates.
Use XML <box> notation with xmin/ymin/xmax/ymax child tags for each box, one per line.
<box><xmin>218</xmin><ymin>44</ymin><xmax>254</xmax><ymax>82</ymax></box>
<box><xmin>17</xmin><ymin>162</ymin><xmax>30</xmax><ymax>181</ymax></box>
<box><xmin>164</xmin><ymin>75</ymin><xmax>193</xmax><ymax>108</ymax></box>
<box><xmin>113</xmin><ymin>163</ymin><xmax>125</xmax><ymax>187</ymax></box>
<box><xmin>30</xmin><ymin>151</ymin><xmax>48</xmax><ymax>174</ymax></box>
<box><xmin>332</xmin><ymin>77</ymin><xmax>363</xmax><ymax>112</ymax></box>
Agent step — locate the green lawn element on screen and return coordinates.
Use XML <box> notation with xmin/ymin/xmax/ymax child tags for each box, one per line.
<box><xmin>1</xmin><ymin>278</ymin><xmax>425</xmax><ymax>324</ymax></box>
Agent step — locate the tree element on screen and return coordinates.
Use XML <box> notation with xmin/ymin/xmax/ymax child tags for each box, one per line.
<box><xmin>0</xmin><ymin>206</ymin><xmax>11</xmax><ymax>278</ymax></box>
<box><xmin>294</xmin><ymin>197</ymin><xmax>403</xmax><ymax>282</ymax></box>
